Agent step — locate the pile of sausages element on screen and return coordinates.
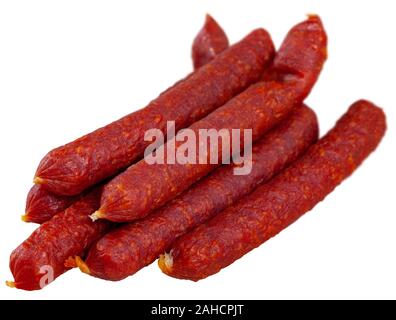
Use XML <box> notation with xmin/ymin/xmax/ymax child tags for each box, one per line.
<box><xmin>7</xmin><ymin>15</ymin><xmax>386</xmax><ymax>290</ymax></box>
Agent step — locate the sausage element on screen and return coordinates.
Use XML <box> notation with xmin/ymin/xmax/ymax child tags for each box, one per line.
<box><xmin>23</xmin><ymin>18</ymin><xmax>224</xmax><ymax>225</ymax></box>
<box><xmin>34</xmin><ymin>28</ymin><xmax>275</xmax><ymax>196</ymax></box>
<box><xmin>158</xmin><ymin>100</ymin><xmax>387</xmax><ymax>281</ymax></box>
<box><xmin>73</xmin><ymin>105</ymin><xmax>318</xmax><ymax>281</ymax></box>
<box><xmin>7</xmin><ymin>187</ymin><xmax>110</xmax><ymax>290</ymax></box>
<box><xmin>262</xmin><ymin>15</ymin><xmax>327</xmax><ymax>89</ymax></box>
<box><xmin>22</xmin><ymin>185</ymin><xmax>78</xmax><ymax>224</ymax></box>
<box><xmin>92</xmin><ymin>15</ymin><xmax>327</xmax><ymax>222</ymax></box>
<box><xmin>192</xmin><ymin>14</ymin><xmax>229</xmax><ymax>69</ymax></box>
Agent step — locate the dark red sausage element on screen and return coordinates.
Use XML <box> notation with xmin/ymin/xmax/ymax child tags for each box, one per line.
<box><xmin>75</xmin><ymin>105</ymin><xmax>318</xmax><ymax>281</ymax></box>
<box><xmin>21</xmin><ymin>17</ymin><xmax>226</xmax><ymax>226</ymax></box>
<box><xmin>93</xmin><ymin>16</ymin><xmax>327</xmax><ymax>222</ymax></box>
<box><xmin>8</xmin><ymin>187</ymin><xmax>110</xmax><ymax>290</ymax></box>
<box><xmin>192</xmin><ymin>14</ymin><xmax>229</xmax><ymax>69</ymax></box>
<box><xmin>24</xmin><ymin>19</ymin><xmax>224</xmax><ymax>225</ymax></box>
<box><xmin>34</xmin><ymin>29</ymin><xmax>274</xmax><ymax>196</ymax></box>
<box><xmin>22</xmin><ymin>185</ymin><xmax>78</xmax><ymax>224</ymax></box>
<box><xmin>262</xmin><ymin>15</ymin><xmax>327</xmax><ymax>90</ymax></box>
<box><xmin>159</xmin><ymin>100</ymin><xmax>386</xmax><ymax>281</ymax></box>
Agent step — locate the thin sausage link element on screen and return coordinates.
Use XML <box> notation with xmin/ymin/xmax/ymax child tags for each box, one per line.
<box><xmin>192</xmin><ymin>14</ymin><xmax>229</xmax><ymax>69</ymax></box>
<box><xmin>159</xmin><ymin>100</ymin><xmax>386</xmax><ymax>281</ymax></box>
<box><xmin>95</xmin><ymin>16</ymin><xmax>327</xmax><ymax>222</ymax></box>
<box><xmin>35</xmin><ymin>28</ymin><xmax>274</xmax><ymax>196</ymax></box>
<box><xmin>8</xmin><ymin>187</ymin><xmax>110</xmax><ymax>290</ymax></box>
<box><xmin>77</xmin><ymin>105</ymin><xmax>318</xmax><ymax>281</ymax></box>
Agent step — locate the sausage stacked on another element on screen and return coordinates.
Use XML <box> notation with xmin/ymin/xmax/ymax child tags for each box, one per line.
<box><xmin>7</xmin><ymin>15</ymin><xmax>387</xmax><ymax>290</ymax></box>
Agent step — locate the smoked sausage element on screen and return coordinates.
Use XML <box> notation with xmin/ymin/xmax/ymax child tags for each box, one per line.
<box><xmin>34</xmin><ymin>29</ymin><xmax>275</xmax><ymax>196</ymax></box>
<box><xmin>22</xmin><ymin>185</ymin><xmax>78</xmax><ymax>224</ymax></box>
<box><xmin>192</xmin><ymin>14</ymin><xmax>229</xmax><ymax>69</ymax></box>
<box><xmin>23</xmin><ymin>18</ymin><xmax>225</xmax><ymax>225</ymax></box>
<box><xmin>92</xmin><ymin>15</ymin><xmax>327</xmax><ymax>222</ymax></box>
<box><xmin>158</xmin><ymin>100</ymin><xmax>386</xmax><ymax>281</ymax></box>
<box><xmin>75</xmin><ymin>105</ymin><xmax>318</xmax><ymax>280</ymax></box>
<box><xmin>7</xmin><ymin>187</ymin><xmax>110</xmax><ymax>290</ymax></box>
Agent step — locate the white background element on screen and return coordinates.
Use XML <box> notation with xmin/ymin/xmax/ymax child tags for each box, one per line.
<box><xmin>0</xmin><ymin>0</ymin><xmax>395</xmax><ymax>300</ymax></box>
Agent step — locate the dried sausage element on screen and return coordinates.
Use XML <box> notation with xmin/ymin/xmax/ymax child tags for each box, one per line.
<box><xmin>158</xmin><ymin>100</ymin><xmax>386</xmax><ymax>281</ymax></box>
<box><xmin>35</xmin><ymin>29</ymin><xmax>273</xmax><ymax>196</ymax></box>
<box><xmin>34</xmin><ymin>28</ymin><xmax>275</xmax><ymax>196</ymax></box>
<box><xmin>74</xmin><ymin>105</ymin><xmax>318</xmax><ymax>280</ymax></box>
<box><xmin>192</xmin><ymin>14</ymin><xmax>229</xmax><ymax>69</ymax></box>
<box><xmin>8</xmin><ymin>187</ymin><xmax>109</xmax><ymax>290</ymax></box>
<box><xmin>262</xmin><ymin>14</ymin><xmax>327</xmax><ymax>90</ymax></box>
<box><xmin>79</xmin><ymin>106</ymin><xmax>317</xmax><ymax>280</ymax></box>
<box><xmin>7</xmin><ymin>187</ymin><xmax>110</xmax><ymax>290</ymax></box>
<box><xmin>92</xmin><ymin>16</ymin><xmax>327</xmax><ymax>222</ymax></box>
<box><xmin>23</xmin><ymin>18</ymin><xmax>224</xmax><ymax>224</ymax></box>
<box><xmin>93</xmin><ymin>16</ymin><xmax>327</xmax><ymax>222</ymax></box>
<box><xmin>160</xmin><ymin>100</ymin><xmax>386</xmax><ymax>281</ymax></box>
<box><xmin>22</xmin><ymin>185</ymin><xmax>78</xmax><ymax>224</ymax></box>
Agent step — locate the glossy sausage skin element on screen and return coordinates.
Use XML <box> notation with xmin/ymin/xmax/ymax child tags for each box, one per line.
<box><xmin>34</xmin><ymin>29</ymin><xmax>275</xmax><ymax>196</ymax></box>
<box><xmin>9</xmin><ymin>187</ymin><xmax>109</xmax><ymax>290</ymax></box>
<box><xmin>192</xmin><ymin>14</ymin><xmax>229</xmax><ymax>69</ymax></box>
<box><xmin>95</xmin><ymin>16</ymin><xmax>327</xmax><ymax>222</ymax></box>
<box><xmin>23</xmin><ymin>185</ymin><xmax>78</xmax><ymax>224</ymax></box>
<box><xmin>78</xmin><ymin>106</ymin><xmax>318</xmax><ymax>280</ymax></box>
<box><xmin>159</xmin><ymin>100</ymin><xmax>386</xmax><ymax>281</ymax></box>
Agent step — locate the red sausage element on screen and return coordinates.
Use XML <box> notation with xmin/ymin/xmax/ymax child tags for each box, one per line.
<box><xmin>159</xmin><ymin>100</ymin><xmax>386</xmax><ymax>281</ymax></box>
<box><xmin>34</xmin><ymin>28</ymin><xmax>274</xmax><ymax>196</ymax></box>
<box><xmin>23</xmin><ymin>19</ymin><xmax>224</xmax><ymax>225</ymax></box>
<box><xmin>93</xmin><ymin>16</ymin><xmax>327</xmax><ymax>222</ymax></box>
<box><xmin>262</xmin><ymin>15</ymin><xmax>327</xmax><ymax>91</ymax></box>
<box><xmin>22</xmin><ymin>185</ymin><xmax>78</xmax><ymax>224</ymax></box>
<box><xmin>7</xmin><ymin>187</ymin><xmax>110</xmax><ymax>290</ymax></box>
<box><xmin>192</xmin><ymin>14</ymin><xmax>229</xmax><ymax>69</ymax></box>
<box><xmin>75</xmin><ymin>106</ymin><xmax>318</xmax><ymax>281</ymax></box>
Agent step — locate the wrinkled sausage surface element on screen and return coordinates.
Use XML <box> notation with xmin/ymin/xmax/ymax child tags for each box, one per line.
<box><xmin>95</xmin><ymin>16</ymin><xmax>327</xmax><ymax>222</ymax></box>
<box><xmin>34</xmin><ymin>29</ymin><xmax>274</xmax><ymax>196</ymax></box>
<box><xmin>159</xmin><ymin>100</ymin><xmax>386</xmax><ymax>281</ymax></box>
<box><xmin>192</xmin><ymin>14</ymin><xmax>229</xmax><ymax>69</ymax></box>
<box><xmin>23</xmin><ymin>185</ymin><xmax>78</xmax><ymax>224</ymax></box>
<box><xmin>78</xmin><ymin>106</ymin><xmax>318</xmax><ymax>280</ymax></box>
<box><xmin>9</xmin><ymin>187</ymin><xmax>110</xmax><ymax>290</ymax></box>
<box><xmin>25</xmin><ymin>18</ymin><xmax>225</xmax><ymax>224</ymax></box>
